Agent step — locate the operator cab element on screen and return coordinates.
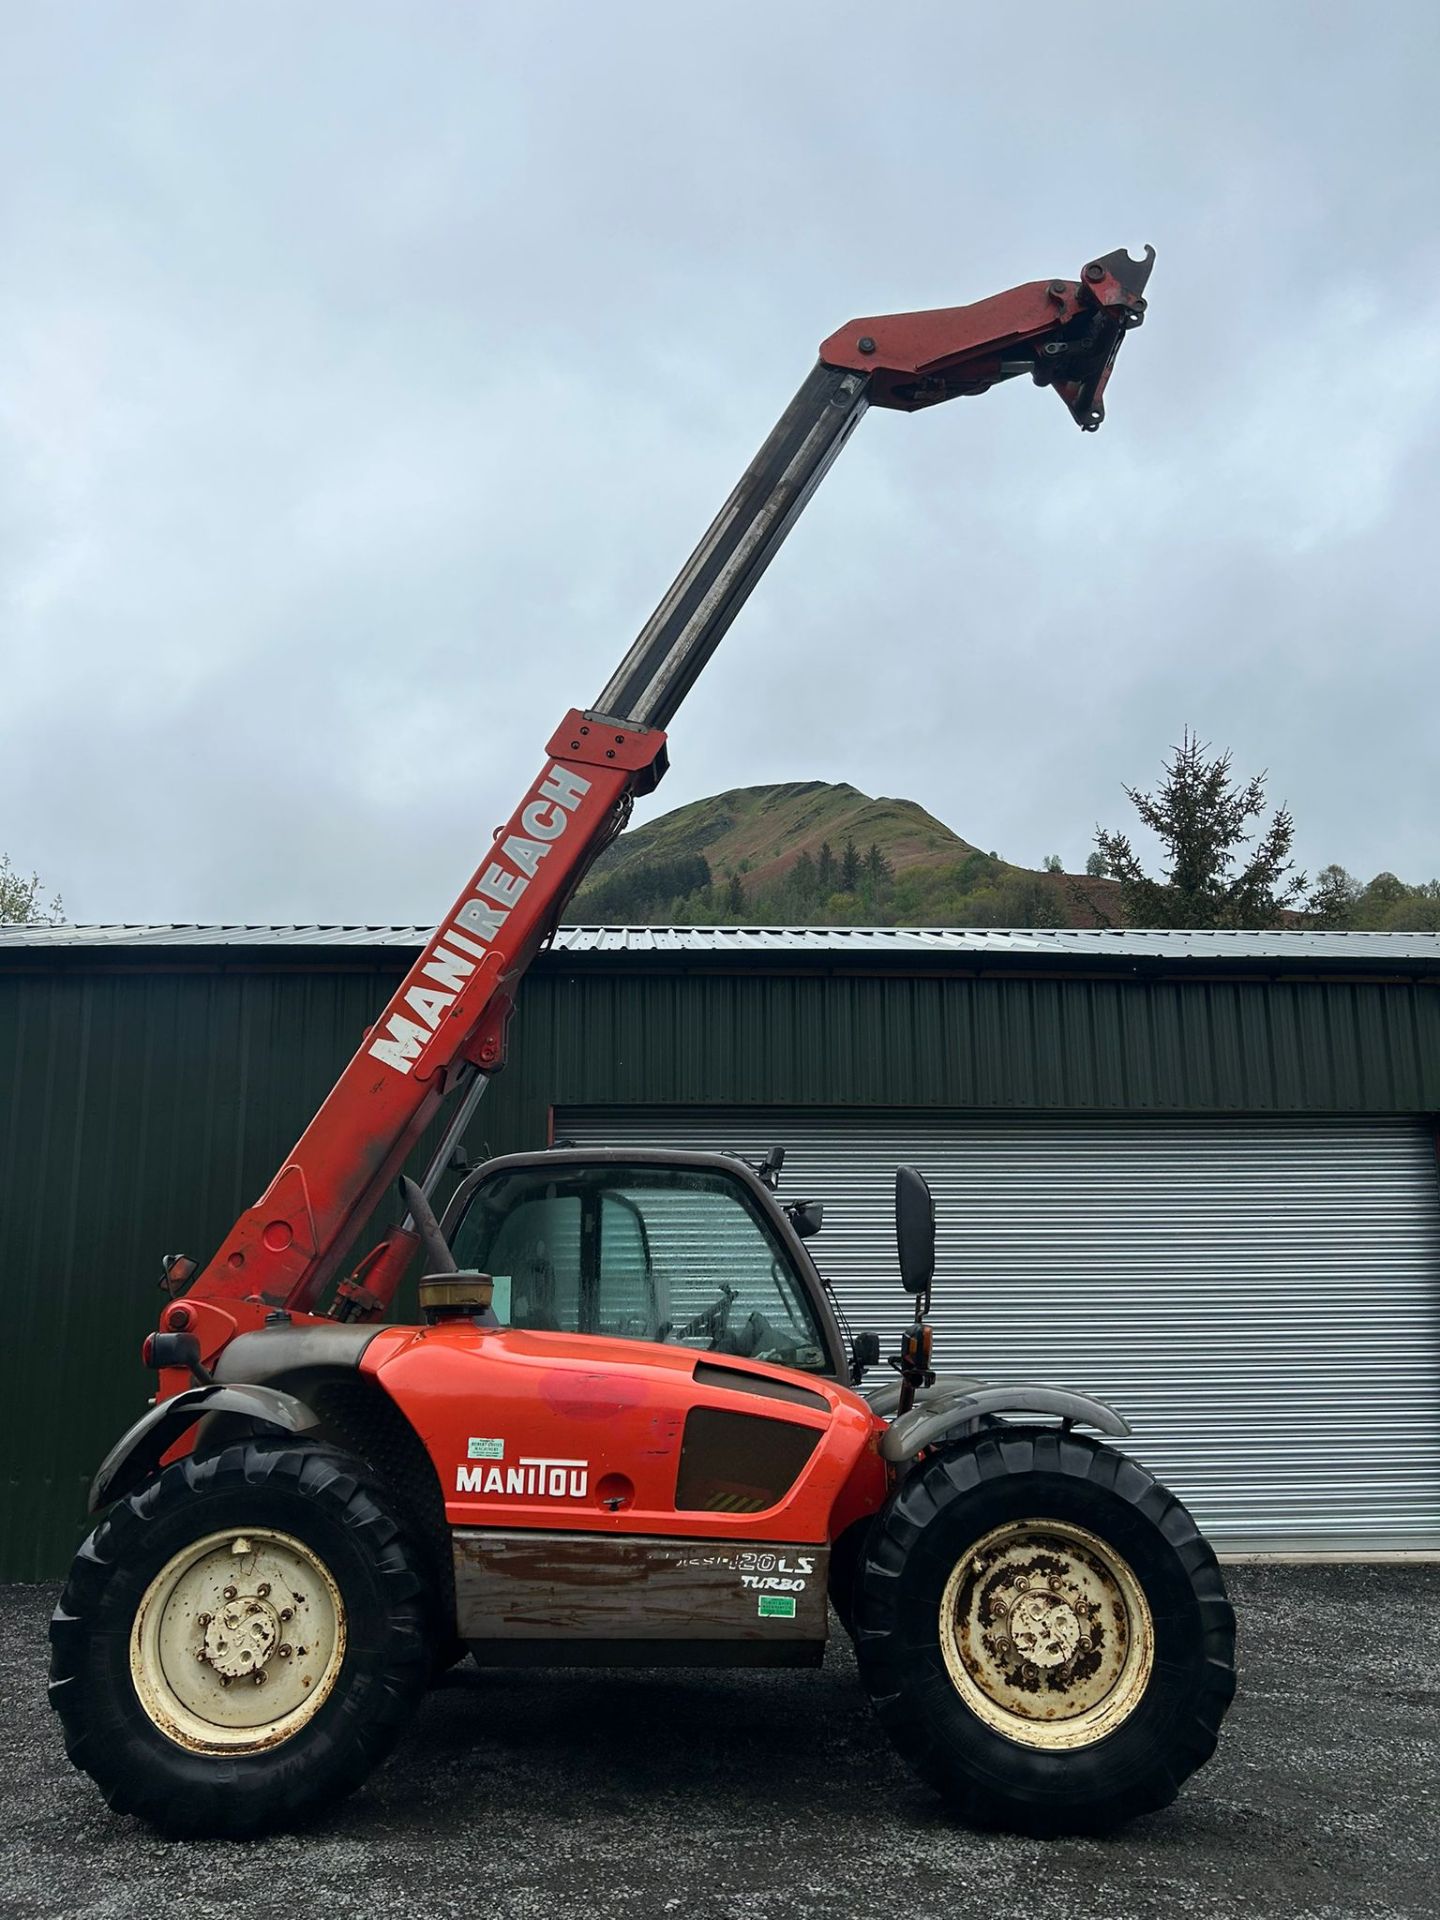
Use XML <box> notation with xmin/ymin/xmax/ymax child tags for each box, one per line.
<box><xmin>439</xmin><ymin>1148</ymin><xmax>845</xmax><ymax>1377</ymax></box>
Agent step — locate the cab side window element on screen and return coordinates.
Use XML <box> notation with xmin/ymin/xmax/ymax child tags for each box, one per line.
<box><xmin>468</xmin><ymin>1191</ymin><xmax>580</xmax><ymax>1330</ymax></box>
<box><xmin>449</xmin><ymin>1164</ymin><xmax>829</xmax><ymax>1371</ymax></box>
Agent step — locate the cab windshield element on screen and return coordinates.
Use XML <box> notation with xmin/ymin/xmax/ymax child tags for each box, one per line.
<box><xmin>449</xmin><ymin>1163</ymin><xmax>830</xmax><ymax>1373</ymax></box>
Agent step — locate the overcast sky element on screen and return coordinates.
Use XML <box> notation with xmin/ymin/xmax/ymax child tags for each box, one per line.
<box><xmin>2</xmin><ymin>2</ymin><xmax>1437</xmax><ymax>924</ymax></box>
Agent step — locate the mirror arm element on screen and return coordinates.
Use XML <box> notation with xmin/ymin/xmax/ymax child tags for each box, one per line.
<box><xmin>894</xmin><ymin>1286</ymin><xmax>936</xmax><ymax>1417</ymax></box>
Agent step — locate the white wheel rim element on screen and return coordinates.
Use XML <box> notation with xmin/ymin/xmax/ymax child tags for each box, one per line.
<box><xmin>129</xmin><ymin>1527</ymin><xmax>347</xmax><ymax>1753</ymax></box>
<box><xmin>939</xmin><ymin>1518</ymin><xmax>1154</xmax><ymax>1750</ymax></box>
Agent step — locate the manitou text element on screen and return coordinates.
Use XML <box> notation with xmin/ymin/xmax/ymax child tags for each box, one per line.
<box><xmin>455</xmin><ymin>1457</ymin><xmax>590</xmax><ymax>1499</ymax></box>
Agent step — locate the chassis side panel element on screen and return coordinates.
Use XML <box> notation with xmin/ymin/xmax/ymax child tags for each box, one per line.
<box><xmin>454</xmin><ymin>1530</ymin><xmax>829</xmax><ymax>1646</ymax></box>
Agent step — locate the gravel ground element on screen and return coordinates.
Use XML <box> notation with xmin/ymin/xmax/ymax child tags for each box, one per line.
<box><xmin>2</xmin><ymin>1566</ymin><xmax>1436</xmax><ymax>1920</ymax></box>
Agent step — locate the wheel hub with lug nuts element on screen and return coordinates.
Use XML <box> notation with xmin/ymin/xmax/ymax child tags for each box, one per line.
<box><xmin>203</xmin><ymin>1592</ymin><xmax>281</xmax><ymax>1679</ymax></box>
<box><xmin>131</xmin><ymin>1527</ymin><xmax>346</xmax><ymax>1751</ymax></box>
<box><xmin>939</xmin><ymin>1518</ymin><xmax>1154</xmax><ymax>1750</ymax></box>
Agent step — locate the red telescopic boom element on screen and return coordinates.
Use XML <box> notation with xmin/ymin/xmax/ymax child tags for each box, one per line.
<box><xmin>174</xmin><ymin>247</ymin><xmax>1154</xmax><ymax>1355</ymax></box>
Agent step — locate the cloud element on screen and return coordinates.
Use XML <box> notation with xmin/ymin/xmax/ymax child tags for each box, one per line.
<box><xmin>2</xmin><ymin>0</ymin><xmax>1437</xmax><ymax>920</ymax></box>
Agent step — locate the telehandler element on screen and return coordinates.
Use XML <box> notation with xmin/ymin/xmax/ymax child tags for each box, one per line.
<box><xmin>50</xmin><ymin>245</ymin><xmax>1236</xmax><ymax>1836</ymax></box>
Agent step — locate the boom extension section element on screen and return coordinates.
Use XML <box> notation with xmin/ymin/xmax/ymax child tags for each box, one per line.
<box><xmin>175</xmin><ymin>248</ymin><xmax>1154</xmax><ymax>1347</ymax></box>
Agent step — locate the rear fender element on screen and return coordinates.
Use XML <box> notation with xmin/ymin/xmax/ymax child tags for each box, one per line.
<box><xmin>880</xmin><ymin>1381</ymin><xmax>1129</xmax><ymax>1466</ymax></box>
<box><xmin>89</xmin><ymin>1383</ymin><xmax>320</xmax><ymax>1512</ymax></box>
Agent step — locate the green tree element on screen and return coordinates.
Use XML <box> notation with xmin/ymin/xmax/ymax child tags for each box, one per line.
<box><xmin>840</xmin><ymin>837</ymin><xmax>861</xmax><ymax>892</ymax></box>
<box><xmin>1094</xmin><ymin>730</ymin><xmax>1305</xmax><ymax>929</ymax></box>
<box><xmin>1360</xmin><ymin>872</ymin><xmax>1408</xmax><ymax>914</ymax></box>
<box><xmin>1412</xmin><ymin>888</ymin><xmax>1440</xmax><ymax>931</ymax></box>
<box><xmin>1084</xmin><ymin>851</ymin><xmax>1107</xmax><ymax>878</ymax></box>
<box><xmin>790</xmin><ymin>849</ymin><xmax>818</xmax><ymax>907</ymax></box>
<box><xmin>863</xmin><ymin>842</ymin><xmax>892</xmax><ymax>888</ymax></box>
<box><xmin>725</xmin><ymin>873</ymin><xmax>745</xmax><ymax>915</ymax></box>
<box><xmin>0</xmin><ymin>853</ymin><xmax>63</xmax><ymax>924</ymax></box>
<box><xmin>1350</xmin><ymin>872</ymin><xmax>1440</xmax><ymax>932</ymax></box>
<box><xmin>816</xmin><ymin>842</ymin><xmax>836</xmax><ymax>892</ymax></box>
<box><xmin>1308</xmin><ymin>863</ymin><xmax>1362</xmax><ymax>928</ymax></box>
<box><xmin>1043</xmin><ymin>854</ymin><xmax>1063</xmax><ymax>874</ymax></box>
<box><xmin>1393</xmin><ymin>881</ymin><xmax>1440</xmax><ymax>932</ymax></box>
<box><xmin>576</xmin><ymin>852</ymin><xmax>709</xmax><ymax>923</ymax></box>
<box><xmin>1002</xmin><ymin>876</ymin><xmax>1067</xmax><ymax>928</ymax></box>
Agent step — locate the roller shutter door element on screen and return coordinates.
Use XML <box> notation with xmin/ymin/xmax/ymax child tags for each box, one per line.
<box><xmin>554</xmin><ymin>1109</ymin><xmax>1440</xmax><ymax>1553</ymax></box>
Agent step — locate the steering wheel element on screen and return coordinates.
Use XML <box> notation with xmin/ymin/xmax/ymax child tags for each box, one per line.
<box><xmin>672</xmin><ymin>1282</ymin><xmax>738</xmax><ymax>1346</ymax></box>
<box><xmin>709</xmin><ymin>1283</ymin><xmax>736</xmax><ymax>1345</ymax></box>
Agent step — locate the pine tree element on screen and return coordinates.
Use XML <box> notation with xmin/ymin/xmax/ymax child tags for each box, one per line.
<box><xmin>816</xmin><ymin>842</ymin><xmax>836</xmax><ymax>892</ymax></box>
<box><xmin>840</xmin><ymin>836</ymin><xmax>861</xmax><ymax>891</ymax></box>
<box><xmin>1094</xmin><ymin>729</ymin><xmax>1305</xmax><ymax>929</ymax></box>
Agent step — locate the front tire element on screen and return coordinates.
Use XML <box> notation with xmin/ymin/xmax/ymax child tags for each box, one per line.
<box><xmin>854</xmin><ymin>1427</ymin><xmax>1235</xmax><ymax>1834</ymax></box>
<box><xmin>49</xmin><ymin>1441</ymin><xmax>430</xmax><ymax>1836</ymax></box>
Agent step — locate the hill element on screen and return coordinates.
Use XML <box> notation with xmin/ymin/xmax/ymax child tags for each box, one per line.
<box><xmin>566</xmin><ymin>781</ymin><xmax>1118</xmax><ymax>928</ymax></box>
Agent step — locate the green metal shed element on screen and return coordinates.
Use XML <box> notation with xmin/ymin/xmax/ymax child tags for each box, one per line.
<box><xmin>2</xmin><ymin>923</ymin><xmax>1438</xmax><ymax>1577</ymax></box>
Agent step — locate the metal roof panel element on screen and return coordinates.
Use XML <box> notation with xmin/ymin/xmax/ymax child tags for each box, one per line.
<box><xmin>3</xmin><ymin>922</ymin><xmax>1439</xmax><ymax>963</ymax></box>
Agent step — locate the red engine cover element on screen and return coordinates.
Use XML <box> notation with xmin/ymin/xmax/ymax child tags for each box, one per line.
<box><xmin>363</xmin><ymin>1324</ymin><xmax>888</xmax><ymax>1545</ymax></box>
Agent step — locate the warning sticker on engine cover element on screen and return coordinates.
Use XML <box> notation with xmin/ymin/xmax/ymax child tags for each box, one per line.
<box><xmin>757</xmin><ymin>1595</ymin><xmax>797</xmax><ymax>1619</ymax></box>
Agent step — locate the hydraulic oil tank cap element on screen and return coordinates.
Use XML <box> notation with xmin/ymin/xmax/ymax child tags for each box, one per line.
<box><xmin>419</xmin><ymin>1272</ymin><xmax>495</xmax><ymax>1322</ymax></box>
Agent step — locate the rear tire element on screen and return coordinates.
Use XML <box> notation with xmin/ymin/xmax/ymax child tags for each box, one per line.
<box><xmin>854</xmin><ymin>1427</ymin><xmax>1235</xmax><ymax>1834</ymax></box>
<box><xmin>49</xmin><ymin>1441</ymin><xmax>430</xmax><ymax>1837</ymax></box>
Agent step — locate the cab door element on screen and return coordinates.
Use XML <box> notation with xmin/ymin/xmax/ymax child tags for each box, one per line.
<box><xmin>444</xmin><ymin>1154</ymin><xmax>841</xmax><ymax>1375</ymax></box>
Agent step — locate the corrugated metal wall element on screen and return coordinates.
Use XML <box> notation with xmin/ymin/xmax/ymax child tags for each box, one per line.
<box><xmin>0</xmin><ymin>963</ymin><xmax>505</xmax><ymax>1580</ymax></box>
<box><xmin>559</xmin><ymin>1106</ymin><xmax>1440</xmax><ymax>1553</ymax></box>
<box><xmin>2</xmin><ymin>953</ymin><xmax>1438</xmax><ymax>1577</ymax></box>
<box><xmin>528</xmin><ymin>968</ymin><xmax>1440</xmax><ymax>1112</ymax></box>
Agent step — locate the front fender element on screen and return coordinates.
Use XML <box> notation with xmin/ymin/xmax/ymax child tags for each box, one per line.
<box><xmin>89</xmin><ymin>1383</ymin><xmax>320</xmax><ymax>1512</ymax></box>
<box><xmin>880</xmin><ymin>1381</ymin><xmax>1129</xmax><ymax>1465</ymax></box>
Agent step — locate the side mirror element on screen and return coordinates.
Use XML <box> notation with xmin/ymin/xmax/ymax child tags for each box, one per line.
<box><xmin>785</xmin><ymin>1199</ymin><xmax>824</xmax><ymax>1240</ymax></box>
<box><xmin>850</xmin><ymin>1329</ymin><xmax>881</xmax><ymax>1385</ymax></box>
<box><xmin>895</xmin><ymin>1166</ymin><xmax>935</xmax><ymax>1295</ymax></box>
<box><xmin>756</xmin><ymin>1145</ymin><xmax>786</xmax><ymax>1189</ymax></box>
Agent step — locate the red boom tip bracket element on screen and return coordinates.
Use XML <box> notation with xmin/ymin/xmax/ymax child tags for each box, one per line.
<box><xmin>819</xmin><ymin>244</ymin><xmax>1156</xmax><ymax>429</ymax></box>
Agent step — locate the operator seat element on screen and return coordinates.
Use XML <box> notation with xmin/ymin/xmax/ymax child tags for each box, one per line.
<box><xmin>510</xmin><ymin>1241</ymin><xmax>561</xmax><ymax>1332</ymax></box>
